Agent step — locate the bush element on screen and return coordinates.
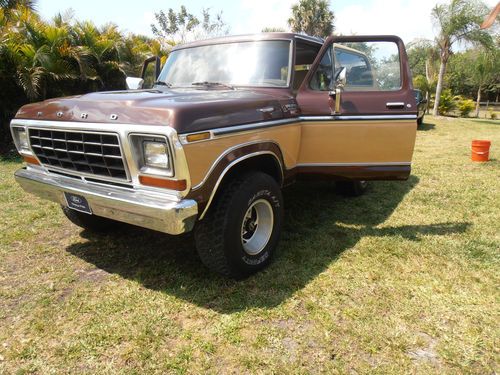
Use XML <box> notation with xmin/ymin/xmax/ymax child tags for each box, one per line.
<box><xmin>438</xmin><ymin>89</ymin><xmax>457</xmax><ymax>115</ymax></box>
<box><xmin>488</xmin><ymin>108</ymin><xmax>498</xmax><ymax>120</ymax></box>
<box><xmin>457</xmin><ymin>99</ymin><xmax>475</xmax><ymax>117</ymax></box>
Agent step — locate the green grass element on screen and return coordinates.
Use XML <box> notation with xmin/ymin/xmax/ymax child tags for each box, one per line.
<box><xmin>0</xmin><ymin>116</ymin><xmax>499</xmax><ymax>374</ymax></box>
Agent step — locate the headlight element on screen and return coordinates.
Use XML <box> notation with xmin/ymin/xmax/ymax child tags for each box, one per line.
<box><xmin>143</xmin><ymin>141</ymin><xmax>169</xmax><ymax>169</ymax></box>
<box><xmin>12</xmin><ymin>127</ymin><xmax>30</xmax><ymax>152</ymax></box>
<box><xmin>129</xmin><ymin>134</ymin><xmax>173</xmax><ymax>177</ymax></box>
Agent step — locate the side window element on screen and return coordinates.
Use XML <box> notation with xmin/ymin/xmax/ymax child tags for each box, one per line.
<box><xmin>310</xmin><ymin>46</ymin><xmax>333</xmax><ymax>91</ymax></box>
<box><xmin>333</xmin><ymin>41</ymin><xmax>401</xmax><ymax>91</ymax></box>
<box><xmin>293</xmin><ymin>41</ymin><xmax>321</xmax><ymax>91</ymax></box>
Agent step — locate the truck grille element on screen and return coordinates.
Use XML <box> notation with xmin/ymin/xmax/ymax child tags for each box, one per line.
<box><xmin>28</xmin><ymin>129</ymin><xmax>128</xmax><ymax>180</ymax></box>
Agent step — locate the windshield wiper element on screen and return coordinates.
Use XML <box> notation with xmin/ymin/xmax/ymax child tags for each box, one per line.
<box><xmin>191</xmin><ymin>81</ymin><xmax>235</xmax><ymax>90</ymax></box>
<box><xmin>154</xmin><ymin>81</ymin><xmax>172</xmax><ymax>87</ymax></box>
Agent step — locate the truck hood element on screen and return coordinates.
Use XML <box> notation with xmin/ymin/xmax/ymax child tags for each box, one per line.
<box><xmin>15</xmin><ymin>88</ymin><xmax>296</xmax><ymax>134</ymax></box>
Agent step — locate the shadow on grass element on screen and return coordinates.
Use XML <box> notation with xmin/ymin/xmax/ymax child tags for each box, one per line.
<box><xmin>0</xmin><ymin>152</ymin><xmax>22</xmax><ymax>164</ymax></box>
<box><xmin>471</xmin><ymin>120</ymin><xmax>499</xmax><ymax>126</ymax></box>
<box><xmin>417</xmin><ymin>121</ymin><xmax>436</xmax><ymax>131</ymax></box>
<box><xmin>67</xmin><ymin>175</ymin><xmax>470</xmax><ymax>313</ymax></box>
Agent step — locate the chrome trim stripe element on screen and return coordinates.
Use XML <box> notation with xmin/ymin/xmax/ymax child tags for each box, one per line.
<box><xmin>297</xmin><ymin>162</ymin><xmax>411</xmax><ymax>167</ymax></box>
<box><xmin>180</xmin><ymin>114</ymin><xmax>416</xmax><ymax>143</ymax></box>
<box><xmin>191</xmin><ymin>140</ymin><xmax>284</xmax><ymax>191</ymax></box>
<box><xmin>300</xmin><ymin>115</ymin><xmax>417</xmax><ymax>121</ymax></box>
<box><xmin>198</xmin><ymin>151</ymin><xmax>283</xmax><ymax>220</ymax></box>
<box><xmin>210</xmin><ymin>118</ymin><xmax>299</xmax><ymax>137</ymax></box>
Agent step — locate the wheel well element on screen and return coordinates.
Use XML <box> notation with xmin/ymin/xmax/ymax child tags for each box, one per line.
<box><xmin>198</xmin><ymin>153</ymin><xmax>284</xmax><ymax>220</ymax></box>
<box><xmin>223</xmin><ymin>153</ymin><xmax>283</xmax><ymax>187</ymax></box>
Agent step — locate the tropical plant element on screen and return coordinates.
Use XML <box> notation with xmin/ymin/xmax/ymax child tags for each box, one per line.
<box><xmin>408</xmin><ymin>40</ymin><xmax>440</xmax><ymax>112</ymax></box>
<box><xmin>438</xmin><ymin>89</ymin><xmax>457</xmax><ymax>115</ymax></box>
<box><xmin>431</xmin><ymin>0</ymin><xmax>493</xmax><ymax>116</ymax></box>
<box><xmin>288</xmin><ymin>0</ymin><xmax>334</xmax><ymax>38</ymax></box>
<box><xmin>151</xmin><ymin>6</ymin><xmax>228</xmax><ymax>46</ymax></box>
<box><xmin>0</xmin><ymin>3</ymin><xmax>168</xmax><ymax>153</ymax></box>
<box><xmin>457</xmin><ymin>97</ymin><xmax>475</xmax><ymax>117</ymax></box>
<box><xmin>448</xmin><ymin>46</ymin><xmax>500</xmax><ymax>116</ymax></box>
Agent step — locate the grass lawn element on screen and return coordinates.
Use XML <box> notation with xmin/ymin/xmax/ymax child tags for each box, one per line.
<box><xmin>0</xmin><ymin>116</ymin><xmax>499</xmax><ymax>374</ymax></box>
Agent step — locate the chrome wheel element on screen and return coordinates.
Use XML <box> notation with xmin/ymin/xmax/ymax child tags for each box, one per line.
<box><xmin>240</xmin><ymin>199</ymin><xmax>274</xmax><ymax>256</ymax></box>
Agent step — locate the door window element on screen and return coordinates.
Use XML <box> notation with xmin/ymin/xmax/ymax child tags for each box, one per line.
<box><xmin>310</xmin><ymin>41</ymin><xmax>402</xmax><ymax>92</ymax></box>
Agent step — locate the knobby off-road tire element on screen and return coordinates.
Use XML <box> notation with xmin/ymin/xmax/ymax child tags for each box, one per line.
<box><xmin>61</xmin><ymin>206</ymin><xmax>122</xmax><ymax>233</ymax></box>
<box><xmin>336</xmin><ymin>180</ymin><xmax>368</xmax><ymax>197</ymax></box>
<box><xmin>194</xmin><ymin>172</ymin><xmax>284</xmax><ymax>278</ymax></box>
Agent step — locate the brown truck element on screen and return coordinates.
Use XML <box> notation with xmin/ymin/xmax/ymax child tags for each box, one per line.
<box><xmin>11</xmin><ymin>33</ymin><xmax>417</xmax><ymax>278</ymax></box>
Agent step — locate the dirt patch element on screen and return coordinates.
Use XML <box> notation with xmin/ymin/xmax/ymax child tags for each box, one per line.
<box><xmin>408</xmin><ymin>332</ymin><xmax>441</xmax><ymax>366</ymax></box>
<box><xmin>58</xmin><ymin>268</ymin><xmax>109</xmax><ymax>302</ymax></box>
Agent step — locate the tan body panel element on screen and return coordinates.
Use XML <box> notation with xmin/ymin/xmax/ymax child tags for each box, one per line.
<box><xmin>184</xmin><ymin>124</ymin><xmax>302</xmax><ymax>188</ymax></box>
<box><xmin>298</xmin><ymin>120</ymin><xmax>417</xmax><ymax>163</ymax></box>
<box><xmin>183</xmin><ymin>119</ymin><xmax>415</xmax><ymax>189</ymax></box>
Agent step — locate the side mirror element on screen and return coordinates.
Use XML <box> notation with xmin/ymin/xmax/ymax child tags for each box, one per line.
<box><xmin>126</xmin><ymin>77</ymin><xmax>144</xmax><ymax>90</ymax></box>
<box><xmin>141</xmin><ymin>56</ymin><xmax>161</xmax><ymax>81</ymax></box>
<box><xmin>335</xmin><ymin>67</ymin><xmax>347</xmax><ymax>88</ymax></box>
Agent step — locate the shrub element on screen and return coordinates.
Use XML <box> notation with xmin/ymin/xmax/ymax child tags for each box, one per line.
<box><xmin>438</xmin><ymin>89</ymin><xmax>457</xmax><ymax>115</ymax></box>
<box><xmin>457</xmin><ymin>99</ymin><xmax>475</xmax><ymax>117</ymax></box>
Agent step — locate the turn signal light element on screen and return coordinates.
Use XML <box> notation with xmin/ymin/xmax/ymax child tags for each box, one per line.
<box><xmin>186</xmin><ymin>132</ymin><xmax>211</xmax><ymax>143</ymax></box>
<box><xmin>23</xmin><ymin>155</ymin><xmax>40</xmax><ymax>165</ymax></box>
<box><xmin>139</xmin><ymin>175</ymin><xmax>187</xmax><ymax>190</ymax></box>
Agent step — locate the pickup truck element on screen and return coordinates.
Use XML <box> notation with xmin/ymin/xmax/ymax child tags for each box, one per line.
<box><xmin>11</xmin><ymin>33</ymin><xmax>417</xmax><ymax>278</ymax></box>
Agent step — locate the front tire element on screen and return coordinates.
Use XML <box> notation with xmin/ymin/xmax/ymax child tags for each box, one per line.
<box><xmin>194</xmin><ymin>172</ymin><xmax>283</xmax><ymax>278</ymax></box>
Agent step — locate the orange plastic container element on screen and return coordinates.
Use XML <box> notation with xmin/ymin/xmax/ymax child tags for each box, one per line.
<box><xmin>471</xmin><ymin>140</ymin><xmax>491</xmax><ymax>162</ymax></box>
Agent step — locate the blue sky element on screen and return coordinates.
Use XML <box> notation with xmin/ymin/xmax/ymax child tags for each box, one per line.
<box><xmin>37</xmin><ymin>0</ymin><xmax>498</xmax><ymax>44</ymax></box>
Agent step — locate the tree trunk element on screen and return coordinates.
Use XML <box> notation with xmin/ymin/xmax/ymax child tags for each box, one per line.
<box><xmin>432</xmin><ymin>57</ymin><xmax>447</xmax><ymax>116</ymax></box>
<box><xmin>426</xmin><ymin>91</ymin><xmax>430</xmax><ymax>114</ymax></box>
<box><xmin>475</xmin><ymin>85</ymin><xmax>482</xmax><ymax>118</ymax></box>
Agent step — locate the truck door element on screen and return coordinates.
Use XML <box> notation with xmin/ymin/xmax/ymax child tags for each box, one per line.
<box><xmin>295</xmin><ymin>35</ymin><xmax>417</xmax><ymax>180</ymax></box>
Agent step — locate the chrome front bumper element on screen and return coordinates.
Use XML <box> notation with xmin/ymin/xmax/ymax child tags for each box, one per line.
<box><xmin>14</xmin><ymin>168</ymin><xmax>198</xmax><ymax>235</ymax></box>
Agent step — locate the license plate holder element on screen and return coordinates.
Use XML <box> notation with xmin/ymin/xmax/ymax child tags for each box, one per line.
<box><xmin>64</xmin><ymin>192</ymin><xmax>92</xmax><ymax>214</ymax></box>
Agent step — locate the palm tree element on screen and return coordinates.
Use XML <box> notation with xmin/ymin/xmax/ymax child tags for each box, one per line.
<box><xmin>431</xmin><ymin>0</ymin><xmax>493</xmax><ymax>116</ymax></box>
<box><xmin>288</xmin><ymin>0</ymin><xmax>334</xmax><ymax>38</ymax></box>
<box><xmin>0</xmin><ymin>0</ymin><xmax>36</xmax><ymax>10</ymax></box>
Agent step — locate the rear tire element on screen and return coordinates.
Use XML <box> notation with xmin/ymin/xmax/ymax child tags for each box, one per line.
<box><xmin>336</xmin><ymin>180</ymin><xmax>368</xmax><ymax>197</ymax></box>
<box><xmin>194</xmin><ymin>172</ymin><xmax>283</xmax><ymax>278</ymax></box>
<box><xmin>61</xmin><ymin>206</ymin><xmax>122</xmax><ymax>233</ymax></box>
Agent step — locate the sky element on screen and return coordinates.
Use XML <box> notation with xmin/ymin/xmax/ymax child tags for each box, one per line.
<box><xmin>37</xmin><ymin>0</ymin><xmax>499</xmax><ymax>45</ymax></box>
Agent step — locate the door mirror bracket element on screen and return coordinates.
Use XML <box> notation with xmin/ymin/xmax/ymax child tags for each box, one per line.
<box><xmin>329</xmin><ymin>67</ymin><xmax>347</xmax><ymax>114</ymax></box>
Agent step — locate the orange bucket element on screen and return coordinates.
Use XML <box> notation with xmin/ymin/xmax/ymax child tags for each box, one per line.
<box><xmin>471</xmin><ymin>140</ymin><xmax>491</xmax><ymax>162</ymax></box>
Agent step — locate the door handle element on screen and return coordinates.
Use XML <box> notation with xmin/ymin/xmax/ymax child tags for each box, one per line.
<box><xmin>386</xmin><ymin>102</ymin><xmax>405</xmax><ymax>109</ymax></box>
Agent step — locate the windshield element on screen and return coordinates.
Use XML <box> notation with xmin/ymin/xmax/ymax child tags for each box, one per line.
<box><xmin>156</xmin><ymin>40</ymin><xmax>292</xmax><ymax>88</ymax></box>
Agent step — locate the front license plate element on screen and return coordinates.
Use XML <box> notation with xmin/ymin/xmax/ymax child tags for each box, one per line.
<box><xmin>64</xmin><ymin>192</ymin><xmax>92</xmax><ymax>214</ymax></box>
